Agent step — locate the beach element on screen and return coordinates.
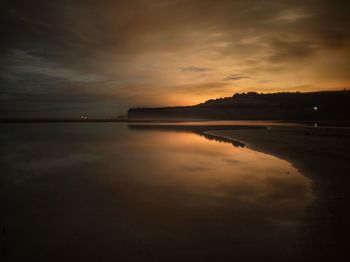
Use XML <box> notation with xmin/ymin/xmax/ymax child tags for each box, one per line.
<box><xmin>208</xmin><ymin>126</ymin><xmax>350</xmax><ymax>261</ymax></box>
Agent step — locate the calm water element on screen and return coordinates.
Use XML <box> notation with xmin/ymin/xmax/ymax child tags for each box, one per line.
<box><xmin>0</xmin><ymin>123</ymin><xmax>313</xmax><ymax>261</ymax></box>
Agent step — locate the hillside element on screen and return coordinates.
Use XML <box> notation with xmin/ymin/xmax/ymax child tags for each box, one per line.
<box><xmin>127</xmin><ymin>90</ymin><xmax>350</xmax><ymax>121</ymax></box>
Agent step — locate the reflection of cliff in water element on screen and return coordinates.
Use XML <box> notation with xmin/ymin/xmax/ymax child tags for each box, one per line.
<box><xmin>128</xmin><ymin>124</ymin><xmax>265</xmax><ymax>148</ymax></box>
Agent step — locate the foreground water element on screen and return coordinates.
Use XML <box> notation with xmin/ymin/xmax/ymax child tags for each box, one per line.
<box><xmin>0</xmin><ymin>123</ymin><xmax>313</xmax><ymax>261</ymax></box>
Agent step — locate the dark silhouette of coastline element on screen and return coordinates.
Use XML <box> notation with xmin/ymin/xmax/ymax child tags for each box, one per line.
<box><xmin>128</xmin><ymin>90</ymin><xmax>350</xmax><ymax>121</ymax></box>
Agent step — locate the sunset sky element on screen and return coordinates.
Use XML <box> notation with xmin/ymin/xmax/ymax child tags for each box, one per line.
<box><xmin>1</xmin><ymin>0</ymin><xmax>350</xmax><ymax>117</ymax></box>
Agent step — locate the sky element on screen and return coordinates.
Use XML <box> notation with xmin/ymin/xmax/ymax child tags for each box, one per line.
<box><xmin>1</xmin><ymin>0</ymin><xmax>350</xmax><ymax>118</ymax></box>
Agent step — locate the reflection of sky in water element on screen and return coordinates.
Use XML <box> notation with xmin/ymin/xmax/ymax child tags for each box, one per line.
<box><xmin>0</xmin><ymin>123</ymin><xmax>313</xmax><ymax>261</ymax></box>
<box><xmin>129</xmin><ymin>120</ymin><xmax>307</xmax><ymax>127</ymax></box>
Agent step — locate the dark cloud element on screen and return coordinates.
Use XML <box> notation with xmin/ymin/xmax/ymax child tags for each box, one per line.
<box><xmin>179</xmin><ymin>66</ymin><xmax>212</xmax><ymax>72</ymax></box>
<box><xmin>224</xmin><ymin>74</ymin><xmax>250</xmax><ymax>81</ymax></box>
<box><xmin>268</xmin><ymin>40</ymin><xmax>320</xmax><ymax>62</ymax></box>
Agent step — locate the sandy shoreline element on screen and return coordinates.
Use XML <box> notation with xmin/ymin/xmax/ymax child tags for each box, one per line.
<box><xmin>207</xmin><ymin>126</ymin><xmax>350</xmax><ymax>261</ymax></box>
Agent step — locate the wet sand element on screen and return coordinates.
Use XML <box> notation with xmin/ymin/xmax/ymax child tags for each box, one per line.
<box><xmin>208</xmin><ymin>126</ymin><xmax>350</xmax><ymax>261</ymax></box>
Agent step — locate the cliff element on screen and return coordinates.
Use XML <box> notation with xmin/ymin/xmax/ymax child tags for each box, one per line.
<box><xmin>127</xmin><ymin>90</ymin><xmax>350</xmax><ymax>121</ymax></box>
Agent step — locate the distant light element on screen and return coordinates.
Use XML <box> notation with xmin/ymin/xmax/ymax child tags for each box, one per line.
<box><xmin>313</xmin><ymin>106</ymin><xmax>318</xmax><ymax>111</ymax></box>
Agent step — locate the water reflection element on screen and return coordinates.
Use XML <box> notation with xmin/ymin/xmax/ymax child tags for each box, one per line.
<box><xmin>0</xmin><ymin>123</ymin><xmax>313</xmax><ymax>262</ymax></box>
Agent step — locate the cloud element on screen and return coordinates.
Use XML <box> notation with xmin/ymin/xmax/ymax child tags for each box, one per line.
<box><xmin>1</xmin><ymin>49</ymin><xmax>106</xmax><ymax>83</ymax></box>
<box><xmin>268</xmin><ymin>40</ymin><xmax>320</xmax><ymax>62</ymax></box>
<box><xmin>179</xmin><ymin>66</ymin><xmax>212</xmax><ymax>72</ymax></box>
<box><xmin>224</xmin><ymin>74</ymin><xmax>250</xmax><ymax>81</ymax></box>
<box><xmin>273</xmin><ymin>9</ymin><xmax>311</xmax><ymax>23</ymax></box>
